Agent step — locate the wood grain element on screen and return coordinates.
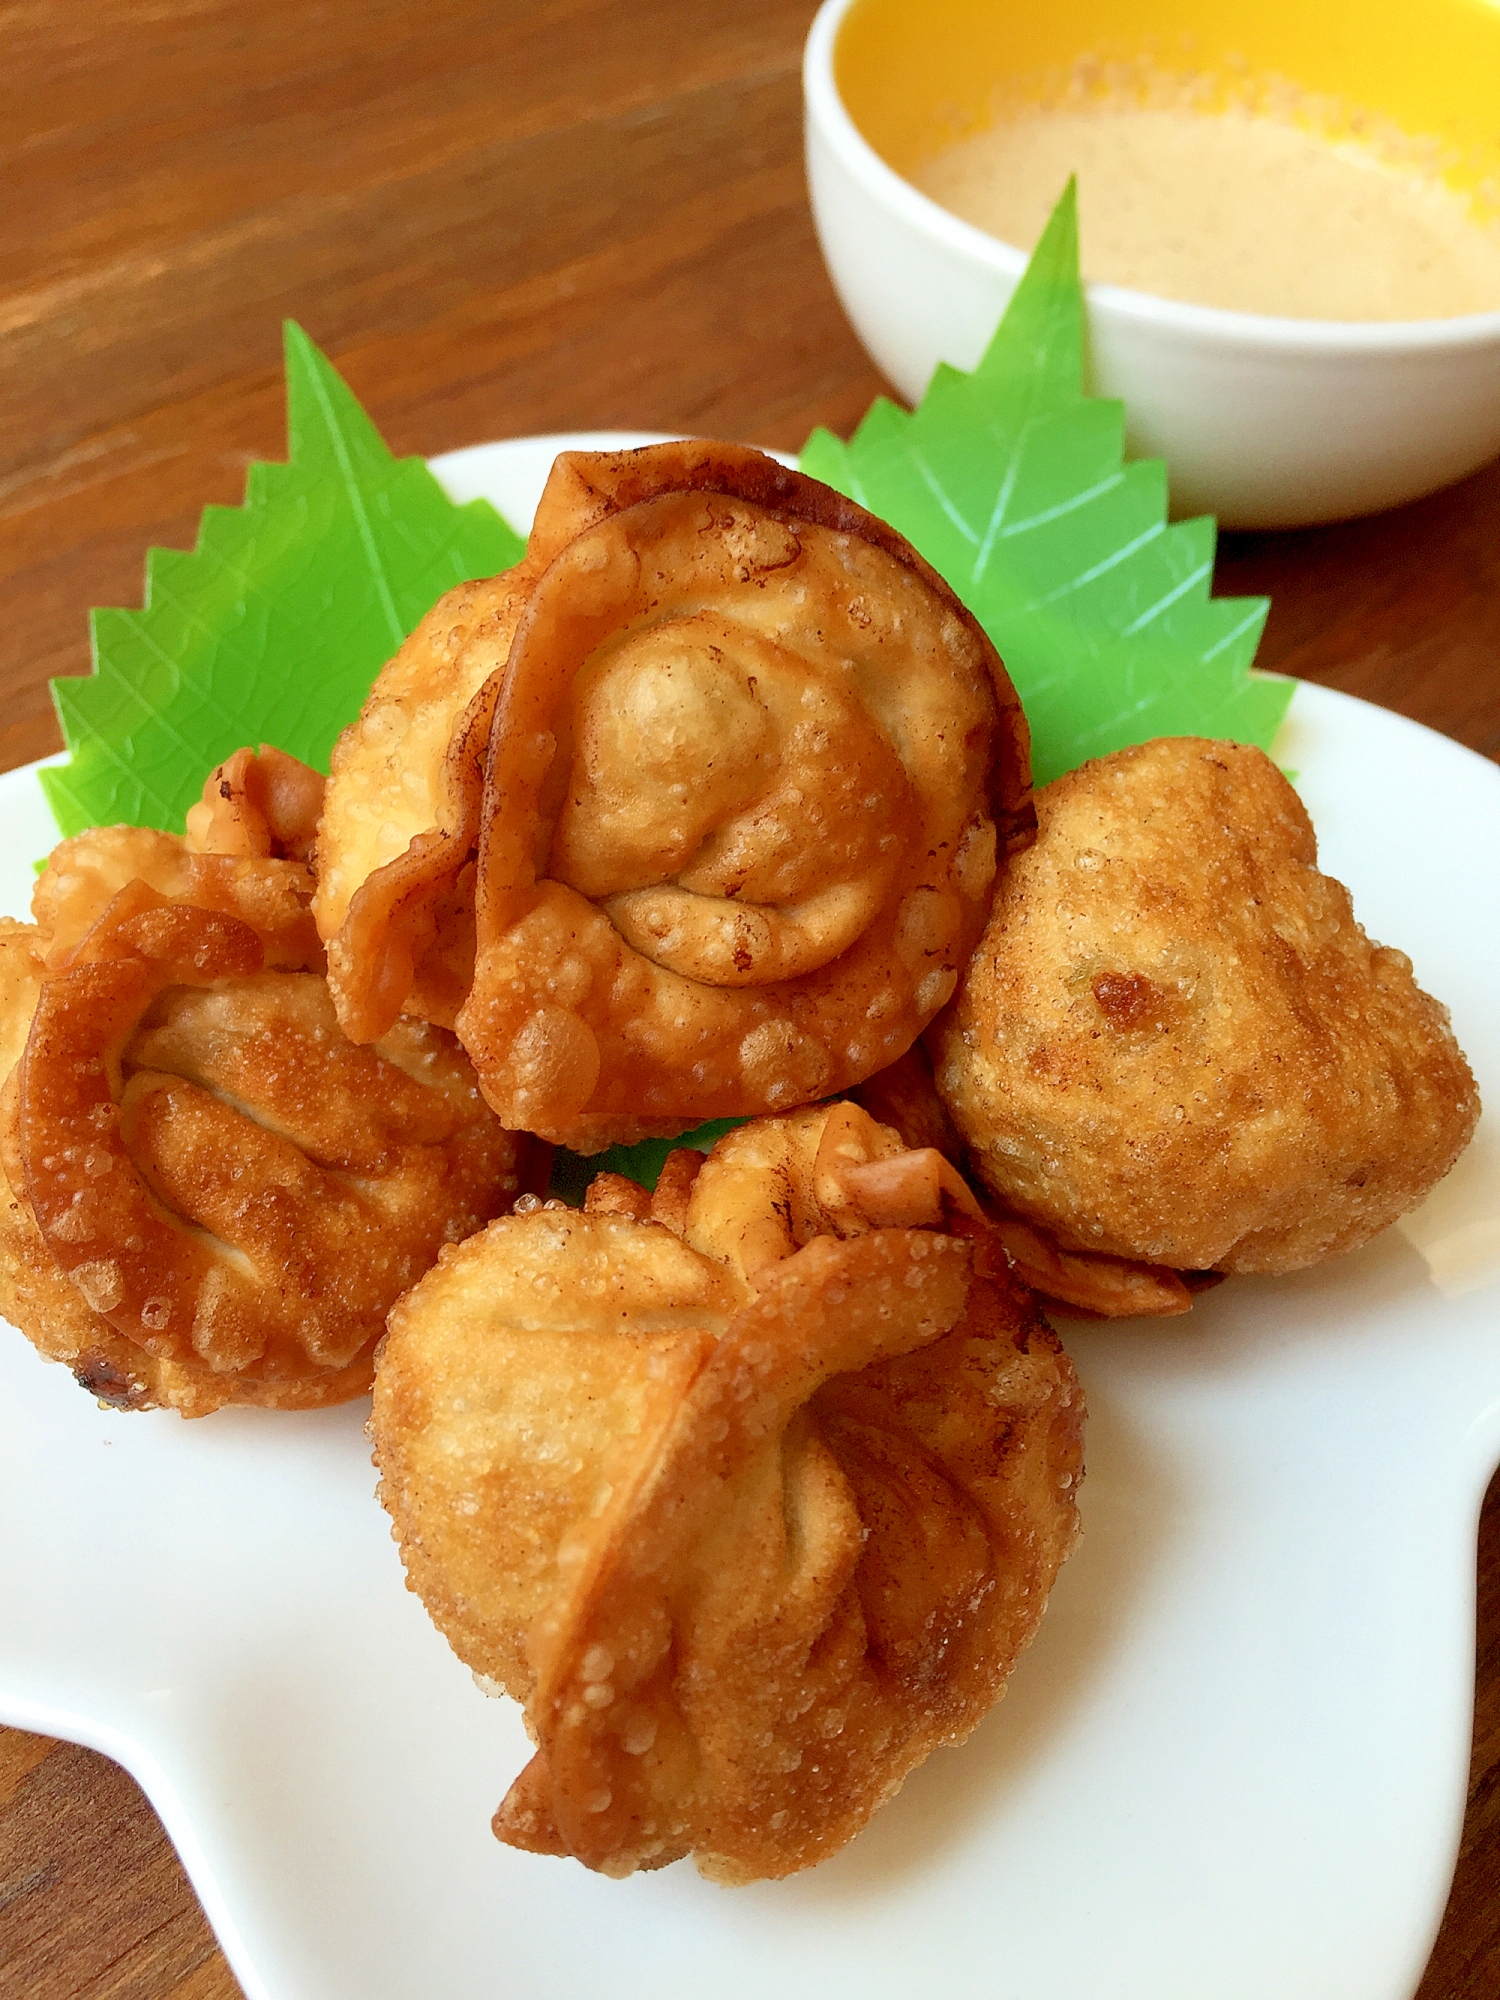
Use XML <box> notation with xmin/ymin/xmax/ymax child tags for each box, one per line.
<box><xmin>0</xmin><ymin>1734</ymin><xmax>240</xmax><ymax>2000</ymax></box>
<box><xmin>0</xmin><ymin>3</ymin><xmax>1495</xmax><ymax>1996</ymax></box>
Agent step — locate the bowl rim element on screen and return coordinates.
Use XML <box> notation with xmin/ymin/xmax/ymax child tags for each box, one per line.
<box><xmin>804</xmin><ymin>0</ymin><xmax>1500</xmax><ymax>355</ymax></box>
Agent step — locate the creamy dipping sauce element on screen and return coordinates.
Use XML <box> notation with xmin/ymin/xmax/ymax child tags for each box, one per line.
<box><xmin>913</xmin><ymin>105</ymin><xmax>1500</xmax><ymax>320</ymax></box>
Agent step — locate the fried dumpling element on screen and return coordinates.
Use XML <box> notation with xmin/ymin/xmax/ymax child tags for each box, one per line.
<box><xmin>852</xmin><ymin>1044</ymin><xmax>1199</xmax><ymax>1317</ymax></box>
<box><xmin>0</xmin><ymin>756</ymin><xmax>529</xmax><ymax>1416</ymax></box>
<box><xmin>313</xmin><ymin>441</ymin><xmax>1032</xmax><ymax>1145</ymax></box>
<box><xmin>930</xmin><ymin>737</ymin><xmax>1480</xmax><ymax>1274</ymax></box>
<box><xmin>313</xmin><ymin>571</ymin><xmax>539</xmax><ymax>1041</ymax></box>
<box><xmin>456</xmin><ymin>441</ymin><xmax>1032</xmax><ymax>1149</ymax></box>
<box><xmin>312</xmin><ymin>457</ymin><xmax>633</xmax><ymax>1043</ymax></box>
<box><xmin>373</xmin><ymin>1102</ymin><xmax>1083</xmax><ymax>1881</ymax></box>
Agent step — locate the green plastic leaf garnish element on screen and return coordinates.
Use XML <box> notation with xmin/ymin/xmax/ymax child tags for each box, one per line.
<box><xmin>42</xmin><ymin>323</ymin><xmax>525</xmax><ymax>839</ymax></box>
<box><xmin>800</xmin><ymin>182</ymin><xmax>1292</xmax><ymax>787</ymax></box>
<box><xmin>43</xmin><ymin>193</ymin><xmax>1285</xmax><ymax>848</ymax></box>
<box><xmin>551</xmin><ymin>1118</ymin><xmax>750</xmax><ymax>1202</ymax></box>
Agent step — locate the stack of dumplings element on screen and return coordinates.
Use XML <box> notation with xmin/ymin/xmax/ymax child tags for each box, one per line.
<box><xmin>0</xmin><ymin>440</ymin><xmax>1479</xmax><ymax>1881</ymax></box>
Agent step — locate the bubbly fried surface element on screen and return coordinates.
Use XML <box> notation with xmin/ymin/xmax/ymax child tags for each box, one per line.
<box><xmin>2</xmin><ymin>787</ymin><xmax>526</xmax><ymax>1416</ymax></box>
<box><xmin>853</xmin><ymin>1043</ymin><xmax>1196</xmax><ymax>1316</ymax></box>
<box><xmin>0</xmin><ymin>914</ymin><xmax>200</xmax><ymax>1413</ymax></box>
<box><xmin>313</xmin><ymin>572</ymin><xmax>537</xmax><ymax>1040</ymax></box>
<box><xmin>456</xmin><ymin>440</ymin><xmax>1032</xmax><ymax>1148</ymax></box>
<box><xmin>374</xmin><ymin>1103</ymin><xmax>1082</xmax><ymax>1881</ymax></box>
<box><xmin>311</xmin><ymin>441</ymin><xmax>1034</xmax><ymax>1130</ymax></box>
<box><xmin>34</xmin><ymin>823</ymin><xmax>322</xmax><ymax>970</ymax></box>
<box><xmin>312</xmin><ymin>462</ymin><xmax>628</xmax><ymax>1034</ymax></box>
<box><xmin>931</xmin><ymin>737</ymin><xmax>1480</xmax><ymax>1274</ymax></box>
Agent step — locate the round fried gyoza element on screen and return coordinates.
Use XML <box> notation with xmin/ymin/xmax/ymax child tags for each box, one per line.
<box><xmin>930</xmin><ymin>737</ymin><xmax>1481</xmax><ymax>1275</ymax></box>
<box><xmin>462</xmin><ymin>443</ymin><xmax>1032</xmax><ymax>1148</ymax></box>
<box><xmin>373</xmin><ymin>1102</ymin><xmax>1083</xmax><ymax>1882</ymax></box>
<box><xmin>0</xmin><ymin>754</ymin><xmax>528</xmax><ymax>1416</ymax></box>
<box><xmin>315</xmin><ymin>441</ymin><xmax>1033</xmax><ymax>1149</ymax></box>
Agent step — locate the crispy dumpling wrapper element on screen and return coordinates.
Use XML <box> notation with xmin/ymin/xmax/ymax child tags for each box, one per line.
<box><xmin>0</xmin><ymin>756</ymin><xmax>529</xmax><ymax>1416</ymax></box>
<box><xmin>852</xmin><ymin>1044</ymin><xmax>1198</xmax><ymax>1317</ymax></box>
<box><xmin>313</xmin><ymin>570</ymin><xmax>540</xmax><ymax>1039</ymax></box>
<box><xmin>35</xmin><ymin>745</ymin><xmax>326</xmax><ymax>970</ymax></box>
<box><xmin>183</xmin><ymin>743</ymin><xmax>325</xmax><ymax>862</ymax></box>
<box><xmin>35</xmin><ymin>828</ymin><xmax>320</xmax><ymax>974</ymax></box>
<box><xmin>931</xmin><ymin>737</ymin><xmax>1481</xmax><ymax>1274</ymax></box>
<box><xmin>373</xmin><ymin>1102</ymin><xmax>1083</xmax><ymax>1881</ymax></box>
<box><xmin>456</xmin><ymin>441</ymin><xmax>1032</xmax><ymax>1148</ymax></box>
<box><xmin>312</xmin><ymin>441</ymin><xmax>1032</xmax><ymax>1140</ymax></box>
<box><xmin>312</xmin><ymin>455</ymin><xmax>648</xmax><ymax>1041</ymax></box>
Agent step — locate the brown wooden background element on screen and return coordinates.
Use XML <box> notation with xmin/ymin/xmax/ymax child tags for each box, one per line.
<box><xmin>2</xmin><ymin>3</ymin><xmax>1497</xmax><ymax>1994</ymax></box>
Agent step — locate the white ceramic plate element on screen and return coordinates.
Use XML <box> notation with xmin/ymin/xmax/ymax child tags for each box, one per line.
<box><xmin>2</xmin><ymin>435</ymin><xmax>1498</xmax><ymax>2000</ymax></box>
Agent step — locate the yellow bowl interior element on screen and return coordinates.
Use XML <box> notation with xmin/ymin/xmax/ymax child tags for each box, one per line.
<box><xmin>836</xmin><ymin>0</ymin><xmax>1500</xmax><ymax>206</ymax></box>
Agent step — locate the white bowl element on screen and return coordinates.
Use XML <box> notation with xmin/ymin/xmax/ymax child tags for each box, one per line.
<box><xmin>803</xmin><ymin>0</ymin><xmax>1500</xmax><ymax>529</ymax></box>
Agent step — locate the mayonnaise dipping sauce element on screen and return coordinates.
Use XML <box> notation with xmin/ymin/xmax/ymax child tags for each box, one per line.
<box><xmin>913</xmin><ymin>104</ymin><xmax>1500</xmax><ymax>321</ymax></box>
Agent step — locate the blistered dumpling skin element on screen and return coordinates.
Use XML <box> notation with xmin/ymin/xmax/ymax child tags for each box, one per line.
<box><xmin>853</xmin><ymin>1044</ymin><xmax>1199</xmax><ymax>1317</ymax></box>
<box><xmin>35</xmin><ymin>827</ymin><xmax>320</xmax><ymax>972</ymax></box>
<box><xmin>374</xmin><ymin>1205</ymin><xmax>743</xmax><ymax>1693</ymax></box>
<box><xmin>33</xmin><ymin>746</ymin><xmax>328</xmax><ymax>972</ymax></box>
<box><xmin>931</xmin><ymin>738</ymin><xmax>1480</xmax><ymax>1274</ymax></box>
<box><xmin>313</xmin><ymin>572</ymin><xmax>537</xmax><ymax>1041</ymax></box>
<box><xmin>0</xmin><ymin>755</ymin><xmax>529</xmax><ymax>1417</ymax></box>
<box><xmin>373</xmin><ymin>1103</ymin><xmax>1083</xmax><ymax>1881</ymax></box>
<box><xmin>312</xmin><ymin>455</ymin><xmax>640</xmax><ymax>1043</ymax></box>
<box><xmin>455</xmin><ymin>440</ymin><xmax>1032</xmax><ymax>1149</ymax></box>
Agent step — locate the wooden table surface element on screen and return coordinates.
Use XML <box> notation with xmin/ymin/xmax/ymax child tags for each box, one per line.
<box><xmin>2</xmin><ymin>3</ymin><xmax>1497</xmax><ymax>1994</ymax></box>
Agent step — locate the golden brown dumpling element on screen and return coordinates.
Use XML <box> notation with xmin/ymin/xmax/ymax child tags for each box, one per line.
<box><xmin>0</xmin><ymin>756</ymin><xmax>529</xmax><ymax>1417</ymax></box>
<box><xmin>33</xmin><ymin>825</ymin><xmax>319</xmax><ymax>972</ymax></box>
<box><xmin>312</xmin><ymin>571</ymin><xmax>541</xmax><ymax>1041</ymax></box>
<box><xmin>456</xmin><ymin>441</ymin><xmax>1032</xmax><ymax>1149</ymax></box>
<box><xmin>32</xmin><ymin>743</ymin><xmax>325</xmax><ymax>967</ymax></box>
<box><xmin>311</xmin><ymin>457</ymin><xmax>640</xmax><ymax>1043</ymax></box>
<box><xmin>930</xmin><ymin>737</ymin><xmax>1480</xmax><ymax>1274</ymax></box>
<box><xmin>373</xmin><ymin>1102</ymin><xmax>1083</xmax><ymax>1881</ymax></box>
